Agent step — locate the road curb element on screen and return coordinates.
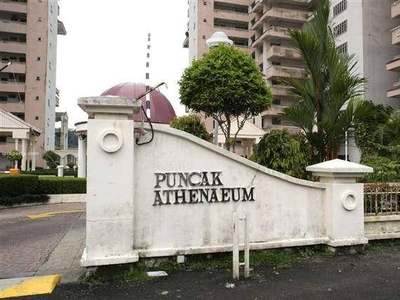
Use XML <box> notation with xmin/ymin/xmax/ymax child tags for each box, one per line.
<box><xmin>0</xmin><ymin>275</ymin><xmax>61</xmax><ymax>298</ymax></box>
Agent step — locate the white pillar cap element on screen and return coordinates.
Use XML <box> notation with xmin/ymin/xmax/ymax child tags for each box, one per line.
<box><xmin>306</xmin><ymin>159</ymin><xmax>373</xmax><ymax>181</ymax></box>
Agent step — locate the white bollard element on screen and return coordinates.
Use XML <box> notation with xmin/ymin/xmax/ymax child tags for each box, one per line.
<box><xmin>232</xmin><ymin>213</ymin><xmax>250</xmax><ymax>280</ymax></box>
<box><xmin>57</xmin><ymin>165</ymin><xmax>64</xmax><ymax>177</ymax></box>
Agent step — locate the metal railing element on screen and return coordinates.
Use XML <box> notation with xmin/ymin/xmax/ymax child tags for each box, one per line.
<box><xmin>364</xmin><ymin>183</ymin><xmax>400</xmax><ymax>215</ymax></box>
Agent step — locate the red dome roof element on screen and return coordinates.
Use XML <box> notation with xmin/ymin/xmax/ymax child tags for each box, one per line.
<box><xmin>101</xmin><ymin>82</ymin><xmax>176</xmax><ymax>124</ymax></box>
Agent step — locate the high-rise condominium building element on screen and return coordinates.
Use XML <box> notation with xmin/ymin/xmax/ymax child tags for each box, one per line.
<box><xmin>251</xmin><ymin>0</ymin><xmax>317</xmax><ymax>132</ymax></box>
<box><xmin>0</xmin><ymin>0</ymin><xmax>66</xmax><ymax>166</ymax></box>
<box><xmin>331</xmin><ymin>0</ymin><xmax>399</xmax><ymax>107</ymax></box>
<box><xmin>387</xmin><ymin>1</ymin><xmax>400</xmax><ymax>99</ymax></box>
<box><xmin>185</xmin><ymin>0</ymin><xmax>318</xmax><ymax>132</ymax></box>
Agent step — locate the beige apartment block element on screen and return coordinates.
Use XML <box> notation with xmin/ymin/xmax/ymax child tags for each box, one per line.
<box><xmin>185</xmin><ymin>0</ymin><xmax>318</xmax><ymax>135</ymax></box>
<box><xmin>388</xmin><ymin>1</ymin><xmax>400</xmax><ymax>99</ymax></box>
<box><xmin>185</xmin><ymin>0</ymin><xmax>254</xmax><ymax>133</ymax></box>
<box><xmin>0</xmin><ymin>0</ymin><xmax>66</xmax><ymax>169</ymax></box>
<box><xmin>250</xmin><ymin>0</ymin><xmax>317</xmax><ymax>132</ymax></box>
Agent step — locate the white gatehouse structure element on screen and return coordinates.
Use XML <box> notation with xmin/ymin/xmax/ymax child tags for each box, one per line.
<box><xmin>78</xmin><ymin>96</ymin><xmax>373</xmax><ymax>267</ymax></box>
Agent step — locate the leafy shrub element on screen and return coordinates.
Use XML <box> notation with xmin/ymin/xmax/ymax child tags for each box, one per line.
<box><xmin>250</xmin><ymin>130</ymin><xmax>311</xmax><ymax>180</ymax></box>
<box><xmin>36</xmin><ymin>177</ymin><xmax>86</xmax><ymax>194</ymax></box>
<box><xmin>358</xmin><ymin>156</ymin><xmax>400</xmax><ymax>183</ymax></box>
<box><xmin>0</xmin><ymin>175</ymin><xmax>39</xmax><ymax>197</ymax></box>
<box><xmin>170</xmin><ymin>114</ymin><xmax>211</xmax><ymax>141</ymax></box>
<box><xmin>42</xmin><ymin>150</ymin><xmax>60</xmax><ymax>169</ymax></box>
<box><xmin>6</xmin><ymin>150</ymin><xmax>22</xmax><ymax>162</ymax></box>
<box><xmin>0</xmin><ymin>194</ymin><xmax>49</xmax><ymax>207</ymax></box>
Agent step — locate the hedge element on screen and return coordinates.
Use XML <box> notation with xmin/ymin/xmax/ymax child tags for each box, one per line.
<box><xmin>0</xmin><ymin>175</ymin><xmax>39</xmax><ymax>198</ymax></box>
<box><xmin>22</xmin><ymin>169</ymin><xmax>78</xmax><ymax>177</ymax></box>
<box><xmin>36</xmin><ymin>177</ymin><xmax>86</xmax><ymax>194</ymax></box>
<box><xmin>0</xmin><ymin>175</ymin><xmax>86</xmax><ymax>206</ymax></box>
<box><xmin>0</xmin><ymin>194</ymin><xmax>49</xmax><ymax>207</ymax></box>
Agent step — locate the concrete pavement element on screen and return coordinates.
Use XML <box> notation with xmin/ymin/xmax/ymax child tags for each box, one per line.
<box><xmin>0</xmin><ymin>203</ymin><xmax>87</xmax><ymax>297</ymax></box>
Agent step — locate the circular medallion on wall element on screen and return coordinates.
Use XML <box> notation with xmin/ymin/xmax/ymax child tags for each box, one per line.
<box><xmin>342</xmin><ymin>191</ymin><xmax>358</xmax><ymax>211</ymax></box>
<box><xmin>99</xmin><ymin>129</ymin><xmax>123</xmax><ymax>153</ymax></box>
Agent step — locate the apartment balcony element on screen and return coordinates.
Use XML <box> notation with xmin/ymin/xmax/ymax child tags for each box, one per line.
<box><xmin>266</xmin><ymin>45</ymin><xmax>301</xmax><ymax>60</ymax></box>
<box><xmin>0</xmin><ymin>41</ymin><xmax>26</xmax><ymax>54</ymax></box>
<box><xmin>271</xmin><ymin>84</ymin><xmax>293</xmax><ymax>97</ymax></box>
<box><xmin>392</xmin><ymin>0</ymin><xmax>400</xmax><ymax>18</ymax></box>
<box><xmin>263</xmin><ymin>124</ymin><xmax>301</xmax><ymax>134</ymax></box>
<box><xmin>263</xmin><ymin>0</ymin><xmax>317</xmax><ymax>6</ymax></box>
<box><xmin>214</xmin><ymin>9</ymin><xmax>249</xmax><ymax>23</ymax></box>
<box><xmin>252</xmin><ymin>26</ymin><xmax>291</xmax><ymax>47</ymax></box>
<box><xmin>0</xmin><ymin>20</ymin><xmax>26</xmax><ymax>34</ymax></box>
<box><xmin>260</xmin><ymin>105</ymin><xmax>285</xmax><ymax>116</ymax></box>
<box><xmin>387</xmin><ymin>81</ymin><xmax>400</xmax><ymax>98</ymax></box>
<box><xmin>392</xmin><ymin>25</ymin><xmax>400</xmax><ymax>45</ymax></box>
<box><xmin>0</xmin><ymin>81</ymin><xmax>25</xmax><ymax>93</ymax></box>
<box><xmin>387</xmin><ymin>55</ymin><xmax>400</xmax><ymax>71</ymax></box>
<box><xmin>250</xmin><ymin>0</ymin><xmax>263</xmax><ymax>13</ymax></box>
<box><xmin>213</xmin><ymin>26</ymin><xmax>251</xmax><ymax>39</ymax></box>
<box><xmin>265</xmin><ymin>65</ymin><xmax>307</xmax><ymax>80</ymax></box>
<box><xmin>0</xmin><ymin>0</ymin><xmax>27</xmax><ymax>14</ymax></box>
<box><xmin>251</xmin><ymin>7</ymin><xmax>309</xmax><ymax>30</ymax></box>
<box><xmin>3</xmin><ymin>62</ymin><xmax>25</xmax><ymax>73</ymax></box>
<box><xmin>0</xmin><ymin>101</ymin><xmax>25</xmax><ymax>113</ymax></box>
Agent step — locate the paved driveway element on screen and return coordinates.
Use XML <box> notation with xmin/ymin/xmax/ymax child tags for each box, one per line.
<box><xmin>0</xmin><ymin>203</ymin><xmax>85</xmax><ymax>279</ymax></box>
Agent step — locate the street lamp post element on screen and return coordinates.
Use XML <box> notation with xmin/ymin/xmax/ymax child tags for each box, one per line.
<box><xmin>205</xmin><ymin>32</ymin><xmax>233</xmax><ymax>146</ymax></box>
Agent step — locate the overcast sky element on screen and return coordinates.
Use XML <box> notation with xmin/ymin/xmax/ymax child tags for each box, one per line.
<box><xmin>56</xmin><ymin>0</ymin><xmax>189</xmax><ymax>127</ymax></box>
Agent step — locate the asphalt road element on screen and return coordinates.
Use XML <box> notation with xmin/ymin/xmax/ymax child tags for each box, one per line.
<box><xmin>0</xmin><ymin>203</ymin><xmax>85</xmax><ymax>279</ymax></box>
<box><xmin>25</xmin><ymin>241</ymin><xmax>400</xmax><ymax>300</ymax></box>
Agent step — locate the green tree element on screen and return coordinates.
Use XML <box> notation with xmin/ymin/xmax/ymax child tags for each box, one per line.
<box><xmin>280</xmin><ymin>0</ymin><xmax>374</xmax><ymax>163</ymax></box>
<box><xmin>355</xmin><ymin>105</ymin><xmax>400</xmax><ymax>160</ymax></box>
<box><xmin>179</xmin><ymin>44</ymin><xmax>272</xmax><ymax>151</ymax></box>
<box><xmin>358</xmin><ymin>155</ymin><xmax>400</xmax><ymax>183</ymax></box>
<box><xmin>170</xmin><ymin>114</ymin><xmax>211</xmax><ymax>141</ymax></box>
<box><xmin>250</xmin><ymin>130</ymin><xmax>311</xmax><ymax>180</ymax></box>
<box><xmin>42</xmin><ymin>150</ymin><xmax>60</xmax><ymax>169</ymax></box>
<box><xmin>6</xmin><ymin>150</ymin><xmax>22</xmax><ymax>168</ymax></box>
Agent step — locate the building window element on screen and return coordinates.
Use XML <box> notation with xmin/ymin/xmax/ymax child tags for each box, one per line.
<box><xmin>273</xmin><ymin>99</ymin><xmax>281</xmax><ymax>105</ymax></box>
<box><xmin>35</xmin><ymin>116</ymin><xmax>39</xmax><ymax>120</ymax></box>
<box><xmin>37</xmin><ymin>57</ymin><xmax>41</xmax><ymax>61</ymax></box>
<box><xmin>336</xmin><ymin>42</ymin><xmax>348</xmax><ymax>54</ymax></box>
<box><xmin>35</xmin><ymin>96</ymin><xmax>40</xmax><ymax>100</ymax></box>
<box><xmin>38</xmin><ymin>17</ymin><xmax>43</xmax><ymax>22</ymax></box>
<box><xmin>0</xmin><ymin>136</ymin><xmax>6</xmax><ymax>143</ymax></box>
<box><xmin>203</xmin><ymin>18</ymin><xmax>207</xmax><ymax>22</ymax></box>
<box><xmin>36</xmin><ymin>76</ymin><xmax>41</xmax><ymax>81</ymax></box>
<box><xmin>37</xmin><ymin>37</ymin><xmax>42</xmax><ymax>41</ymax></box>
<box><xmin>333</xmin><ymin>20</ymin><xmax>347</xmax><ymax>37</ymax></box>
<box><xmin>0</xmin><ymin>96</ymin><xmax>7</xmax><ymax>102</ymax></box>
<box><xmin>272</xmin><ymin>117</ymin><xmax>281</xmax><ymax>125</ymax></box>
<box><xmin>333</xmin><ymin>0</ymin><xmax>347</xmax><ymax>17</ymax></box>
<box><xmin>202</xmin><ymin>35</ymin><xmax>206</xmax><ymax>39</ymax></box>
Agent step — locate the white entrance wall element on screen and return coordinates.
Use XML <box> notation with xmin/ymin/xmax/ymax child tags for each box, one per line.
<box><xmin>79</xmin><ymin>97</ymin><xmax>373</xmax><ymax>267</ymax></box>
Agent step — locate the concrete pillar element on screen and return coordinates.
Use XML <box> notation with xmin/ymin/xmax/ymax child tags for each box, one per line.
<box><xmin>75</xmin><ymin>122</ymin><xmax>87</xmax><ymax>178</ymax></box>
<box><xmin>21</xmin><ymin>138</ymin><xmax>27</xmax><ymax>171</ymax></box>
<box><xmin>14</xmin><ymin>139</ymin><xmax>19</xmax><ymax>169</ymax></box>
<box><xmin>78</xmin><ymin>136</ymin><xmax>87</xmax><ymax>178</ymax></box>
<box><xmin>306</xmin><ymin>159</ymin><xmax>374</xmax><ymax>247</ymax></box>
<box><xmin>78</xmin><ymin>96</ymin><xmax>141</xmax><ymax>267</ymax></box>
<box><xmin>31</xmin><ymin>141</ymin><xmax>36</xmax><ymax>171</ymax></box>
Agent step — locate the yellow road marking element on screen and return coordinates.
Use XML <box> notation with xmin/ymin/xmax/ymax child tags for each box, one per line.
<box><xmin>0</xmin><ymin>275</ymin><xmax>61</xmax><ymax>298</ymax></box>
<box><xmin>27</xmin><ymin>209</ymin><xmax>85</xmax><ymax>220</ymax></box>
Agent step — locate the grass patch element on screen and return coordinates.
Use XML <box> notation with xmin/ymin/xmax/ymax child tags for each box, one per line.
<box><xmin>368</xmin><ymin>240</ymin><xmax>398</xmax><ymax>252</ymax></box>
<box><xmin>250</xmin><ymin>250</ymin><xmax>295</xmax><ymax>269</ymax></box>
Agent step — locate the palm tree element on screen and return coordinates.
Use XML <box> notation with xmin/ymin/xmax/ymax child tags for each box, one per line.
<box><xmin>280</xmin><ymin>0</ymin><xmax>374</xmax><ymax>163</ymax></box>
